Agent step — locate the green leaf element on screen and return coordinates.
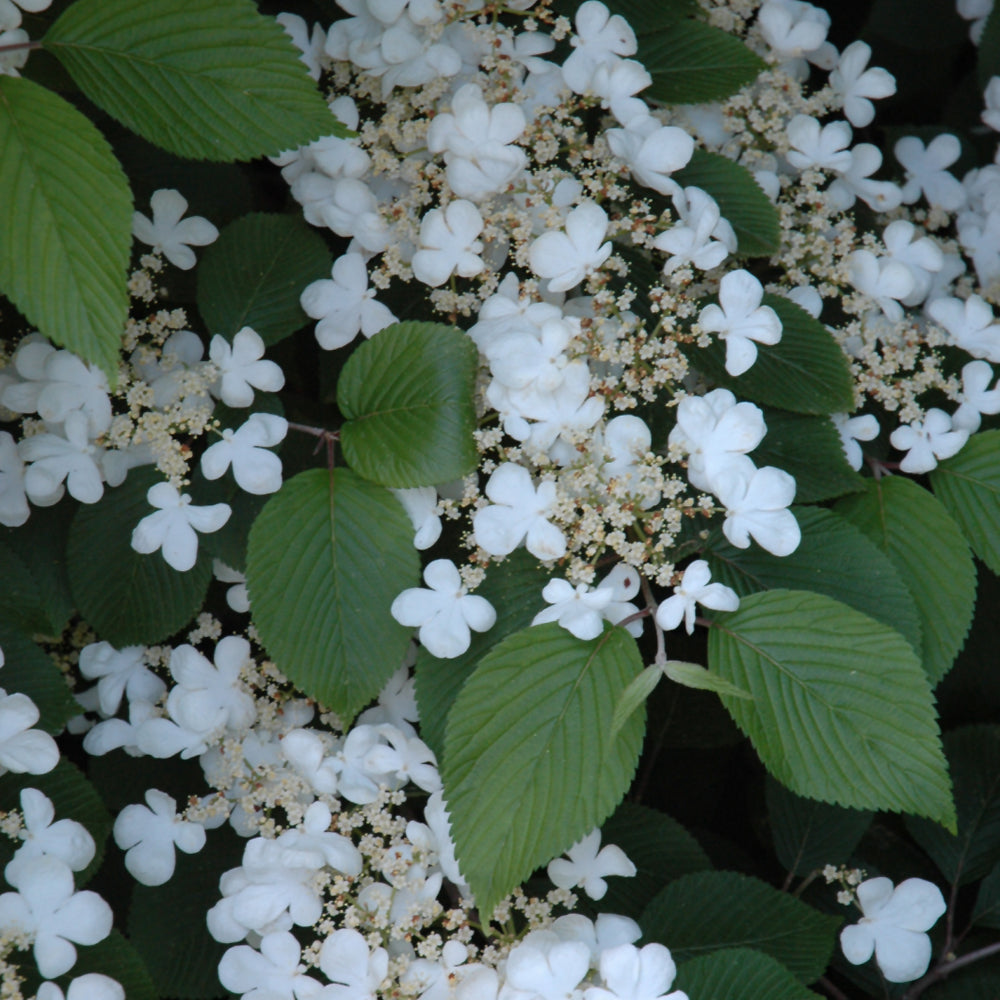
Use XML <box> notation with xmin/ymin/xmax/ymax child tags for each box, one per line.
<box><xmin>0</xmin><ymin>625</ymin><xmax>79</xmax><ymax>735</ymax></box>
<box><xmin>905</xmin><ymin>725</ymin><xmax>1000</xmax><ymax>886</ymax></box>
<box><xmin>684</xmin><ymin>293</ymin><xmax>855</xmax><ymax>414</ymax></box>
<box><xmin>705</xmin><ymin>506</ymin><xmax>923</xmax><ymax>659</ymax></box>
<box><xmin>45</xmin><ymin>0</ymin><xmax>339</xmax><ymax>162</ymax></box>
<box><xmin>707</xmin><ymin>590</ymin><xmax>955</xmax><ymax>829</ymax></box>
<box><xmin>66</xmin><ymin>468</ymin><xmax>213</xmax><ymax>645</ymax></box>
<box><xmin>70</xmin><ymin>930</ymin><xmax>157</xmax><ymax>1000</ymax></box>
<box><xmin>766</xmin><ymin>775</ymin><xmax>873</xmax><ymax>878</ymax></box>
<box><xmin>972</xmin><ymin>860</ymin><xmax>1000</xmax><ymax>928</ymax></box>
<box><xmin>598</xmin><ymin>801</ymin><xmax>711</xmax><ymax>919</ymax></box>
<box><xmin>338</xmin><ymin>322</ymin><xmax>479</xmax><ymax>488</ymax></box>
<box><xmin>196</xmin><ymin>212</ymin><xmax>331</xmax><ymax>346</ymax></box>
<box><xmin>642</xmin><ymin>871</ymin><xmax>841</xmax><ymax>982</ymax></box>
<box><xmin>0</xmin><ymin>539</ymin><xmax>48</xmax><ymax>636</ymax></box>
<box><xmin>663</xmin><ymin>658</ymin><xmax>753</xmax><ymax>699</ymax></box>
<box><xmin>753</xmin><ymin>411</ymin><xmax>865</xmax><ymax>503</ymax></box>
<box><xmin>672</xmin><ymin>150</ymin><xmax>780</xmax><ymax>257</ymax></box>
<box><xmin>641</xmin><ymin>21</ymin><xmax>766</xmax><ymax>105</ymax></box>
<box><xmin>836</xmin><ymin>476</ymin><xmax>976</xmax><ymax>686</ymax></box>
<box><xmin>675</xmin><ymin>948</ymin><xmax>822</xmax><ymax>1000</ymax></box>
<box><xmin>415</xmin><ymin>549</ymin><xmax>548</xmax><ymax>763</ymax></box>
<box><xmin>611</xmin><ymin>663</ymin><xmax>663</xmax><ymax>737</ymax></box>
<box><xmin>246</xmin><ymin>468</ymin><xmax>418</xmax><ymax>722</ymax></box>
<box><xmin>0</xmin><ymin>76</ymin><xmax>130</xmax><ymax>381</ymax></box>
<box><xmin>931</xmin><ymin>431</ymin><xmax>1000</xmax><ymax>574</ymax></box>
<box><xmin>441</xmin><ymin>623</ymin><xmax>644</xmax><ymax>918</ymax></box>
<box><xmin>604</xmin><ymin>0</ymin><xmax>698</xmax><ymax>29</ymax></box>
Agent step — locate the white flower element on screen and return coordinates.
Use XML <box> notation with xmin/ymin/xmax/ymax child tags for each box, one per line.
<box><xmin>0</xmin><ymin>689</ymin><xmax>59</xmax><ymax>777</ymax></box>
<box><xmin>532</xmin><ymin>579</ymin><xmax>615</xmax><ymax>640</ymax></box>
<box><xmin>219</xmin><ymin>932</ymin><xmax>324</xmax><ymax>1000</ymax></box>
<box><xmin>0</xmin><ymin>25</ymin><xmax>28</xmax><ymax>76</ymax></box>
<box><xmin>881</xmin><ymin>219</ymin><xmax>942</xmax><ymax>307</ymax></box>
<box><xmin>952</xmin><ymin>360</ymin><xmax>1000</xmax><ymax>432</ymax></box>
<box><xmin>131</xmin><ymin>482</ymin><xmax>231</xmax><ymax>572</ymax></box>
<box><xmin>927</xmin><ymin>294</ymin><xmax>1000</xmax><ymax>362</ymax></box>
<box><xmin>547</xmin><ymin>829</ymin><xmax>636</xmax><ymax>900</ymax></box>
<box><xmin>562</xmin><ymin>0</ymin><xmax>637</xmax><ymax>93</ymax></box>
<box><xmin>606</xmin><ymin>116</ymin><xmax>694</xmax><ymax>197</ymax></box>
<box><xmin>895</xmin><ymin>134</ymin><xmax>967</xmax><ymax>211</ymax></box>
<box><xmin>19</xmin><ymin>411</ymin><xmax>105</xmax><ymax>506</ymax></box>
<box><xmin>840</xmin><ymin>877</ymin><xmax>946</xmax><ymax>982</ymax></box>
<box><xmin>391</xmin><ymin>559</ymin><xmax>496</xmax><ymax>659</ymax></box>
<box><xmin>6</xmin><ymin>789</ymin><xmax>95</xmax><ymax>887</ymax></box>
<box><xmin>829</xmin><ymin>41</ymin><xmax>896</xmax><ymax>127</ymax></box>
<box><xmin>411</xmin><ymin>201</ymin><xmax>485</xmax><ymax>287</ymax></box>
<box><xmin>0</xmin><ymin>431</ymin><xmax>29</xmax><ymax>527</ymax></box>
<box><xmin>213</xmin><ymin>560</ymin><xmax>250</xmax><ymax>613</ymax></box>
<box><xmin>831</xmin><ymin>413</ymin><xmax>879</xmax><ymax>470</ymax></box>
<box><xmin>890</xmin><ymin>409</ymin><xmax>968</xmax><ymax>474</ymax></box>
<box><xmin>655</xmin><ymin>560</ymin><xmax>739</xmax><ymax>634</ymax></box>
<box><xmin>698</xmin><ymin>270</ymin><xmax>782</xmax><ymax>376</ymax></box>
<box><xmin>715</xmin><ymin>466</ymin><xmax>801</xmax><ymax>556</ymax></box>
<box><xmin>785</xmin><ymin>115</ymin><xmax>853</xmax><ymax>172</ymax></box>
<box><xmin>828</xmin><ymin>144</ymin><xmax>903</xmax><ymax>212</ymax></box>
<box><xmin>590</xmin><ymin>58</ymin><xmax>651</xmax><ymax>125</ymax></box>
<box><xmin>653</xmin><ymin>187</ymin><xmax>733</xmax><ymax>274</ymax></box>
<box><xmin>504</xmin><ymin>938</ymin><xmax>590</xmax><ymax>1000</ymax></box>
<box><xmin>529</xmin><ymin>201</ymin><xmax>613</xmax><ymax>293</ymax></box>
<box><xmin>472</xmin><ymin>463</ymin><xmax>566</xmax><ymax>560</ymax></box>
<box><xmin>78</xmin><ymin>641</ymin><xmax>166</xmax><ymax>718</ymax></box>
<box><xmin>132</xmin><ymin>189</ymin><xmax>219</xmax><ymax>270</ymax></box>
<box><xmin>585</xmin><ymin>943</ymin><xmax>687</xmax><ymax>1000</ymax></box>
<box><xmin>0</xmin><ymin>0</ymin><xmax>51</xmax><ymax>30</ymax></box>
<box><xmin>392</xmin><ymin>486</ymin><xmax>442</xmax><ymax>550</ymax></box>
<box><xmin>984</xmin><ymin>76</ymin><xmax>1000</xmax><ymax>132</ymax></box>
<box><xmin>276</xmin><ymin>12</ymin><xmax>326</xmax><ymax>80</ymax></box>
<box><xmin>848</xmin><ymin>249</ymin><xmax>914</xmax><ymax>322</ymax></box>
<box><xmin>301</xmin><ymin>253</ymin><xmax>397</xmax><ymax>351</ymax></box>
<box><xmin>209</xmin><ymin>327</ymin><xmax>285</xmax><ymax>408</ymax></box>
<box><xmin>113</xmin><ymin>789</ymin><xmax>206</xmax><ymax>886</ymax></box>
<box><xmin>319</xmin><ymin>928</ymin><xmax>389</xmax><ymax>999</ymax></box>
<box><xmin>37</xmin><ymin>974</ymin><xmax>124</xmax><ymax>1000</ymax></box>
<box><xmin>201</xmin><ymin>413</ymin><xmax>288</xmax><ymax>495</ymax></box>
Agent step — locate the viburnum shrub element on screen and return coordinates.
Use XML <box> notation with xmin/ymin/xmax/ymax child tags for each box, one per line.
<box><xmin>0</xmin><ymin>0</ymin><xmax>998</xmax><ymax>997</ymax></box>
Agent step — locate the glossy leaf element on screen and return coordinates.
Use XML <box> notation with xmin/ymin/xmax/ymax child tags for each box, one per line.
<box><xmin>675</xmin><ymin>948</ymin><xmax>821</xmax><ymax>1000</ymax></box>
<box><xmin>0</xmin><ymin>625</ymin><xmax>78</xmax><ymax>735</ymax></box>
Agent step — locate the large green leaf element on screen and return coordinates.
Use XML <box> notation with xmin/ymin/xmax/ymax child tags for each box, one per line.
<box><xmin>441</xmin><ymin>623</ymin><xmax>644</xmax><ymax>918</ymax></box>
<box><xmin>246</xmin><ymin>468</ymin><xmax>418</xmax><ymax>721</ymax></box>
<box><xmin>196</xmin><ymin>212</ymin><xmax>331</xmax><ymax>346</ymax></box>
<box><xmin>973</xmin><ymin>860</ymin><xmax>1000</xmax><ymax>928</ymax></box>
<box><xmin>0</xmin><ymin>76</ymin><xmax>130</xmax><ymax>381</ymax></box>
<box><xmin>931</xmin><ymin>431</ymin><xmax>1000</xmax><ymax>575</ymax></box>
<box><xmin>642</xmin><ymin>21</ymin><xmax>766</xmax><ymax>105</ymax></box>
<box><xmin>45</xmin><ymin>0</ymin><xmax>339</xmax><ymax>162</ymax></box>
<box><xmin>0</xmin><ymin>625</ymin><xmax>77</xmax><ymax>735</ymax></box>
<box><xmin>707</xmin><ymin>590</ymin><xmax>955</xmax><ymax>829</ymax></box>
<box><xmin>905</xmin><ymin>726</ymin><xmax>1000</xmax><ymax>886</ymax></box>
<box><xmin>642</xmin><ymin>871</ymin><xmax>841</xmax><ymax>982</ymax></box>
<box><xmin>753</xmin><ymin>411</ymin><xmax>865</xmax><ymax>502</ymax></box>
<box><xmin>597</xmin><ymin>802</ymin><xmax>712</xmax><ymax>919</ymax></box>
<box><xmin>414</xmin><ymin>549</ymin><xmax>548</xmax><ymax>764</ymax></box>
<box><xmin>672</xmin><ymin>150</ymin><xmax>780</xmax><ymax>257</ymax></box>
<box><xmin>0</xmin><ymin>539</ymin><xmax>49</xmax><ymax>637</ymax></box>
<box><xmin>685</xmin><ymin>293</ymin><xmax>855</xmax><ymax>414</ymax></box>
<box><xmin>66</xmin><ymin>468</ymin><xmax>213</xmax><ymax>645</ymax></box>
<box><xmin>766</xmin><ymin>775</ymin><xmax>872</xmax><ymax>878</ymax></box>
<box><xmin>836</xmin><ymin>477</ymin><xmax>976</xmax><ymax>686</ymax></box>
<box><xmin>705</xmin><ymin>506</ymin><xmax>923</xmax><ymax>658</ymax></box>
<box><xmin>338</xmin><ymin>322</ymin><xmax>479</xmax><ymax>488</ymax></box>
<box><xmin>675</xmin><ymin>948</ymin><xmax>821</xmax><ymax>1000</ymax></box>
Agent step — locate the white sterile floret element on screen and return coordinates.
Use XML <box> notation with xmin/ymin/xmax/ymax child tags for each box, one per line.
<box><xmin>301</xmin><ymin>252</ymin><xmax>398</xmax><ymax>350</ymax></box>
<box><xmin>894</xmin><ymin>134</ymin><xmax>967</xmax><ymax>211</ymax></box>
<box><xmin>602</xmin><ymin>414</ymin><xmax>660</xmax><ymax>509</ymax></box>
<box><xmin>655</xmin><ymin>560</ymin><xmax>739</xmax><ymax>634</ymax></box>
<box><xmin>276</xmin><ymin>12</ymin><xmax>326</xmax><ymax>80</ymax></box>
<box><xmin>427</xmin><ymin>83</ymin><xmax>527</xmax><ymax>201</ymax></box>
<box><xmin>78</xmin><ymin>641</ymin><xmax>166</xmax><ymax>717</ymax></box>
<box><xmin>6</xmin><ymin>788</ymin><xmax>95</xmax><ymax>887</ymax></box>
<box><xmin>957</xmin><ymin>0</ymin><xmax>992</xmax><ymax>42</ymax></box>
<box><xmin>411</xmin><ymin>200</ymin><xmax>485</xmax><ymax>287</ymax></box>
<box><xmin>827</xmin><ymin>143</ymin><xmax>903</xmax><ymax>212</ymax></box>
<box><xmin>881</xmin><ymin>220</ymin><xmax>943</xmax><ymax>306</ymax></box>
<box><xmin>37</xmin><ymin>974</ymin><xmax>124</xmax><ymax>1000</ymax></box>
<box><xmin>890</xmin><ymin>409</ymin><xmax>968</xmax><ymax>474</ymax></box>
<box><xmin>0</xmin><ymin>431</ymin><xmax>29</xmax><ymax>527</ymax></box>
<box><xmin>313</xmin><ymin>178</ymin><xmax>389</xmax><ymax>251</ymax></box>
<box><xmin>562</xmin><ymin>0</ymin><xmax>637</xmax><ymax>94</ymax></box>
<box><xmin>840</xmin><ymin>877</ymin><xmax>946</xmax><ymax>983</ymax></box>
<box><xmin>952</xmin><ymin>360</ymin><xmax>1000</xmax><ymax>431</ymax></box>
<box><xmin>201</xmin><ymin>413</ymin><xmax>288</xmax><ymax>496</ymax></box>
<box><xmin>0</xmin><ymin>0</ymin><xmax>51</xmax><ymax>30</ymax></box>
<box><xmin>0</xmin><ymin>856</ymin><xmax>112</xmax><ymax>978</ymax></box>
<box><xmin>18</xmin><ymin>411</ymin><xmax>105</xmax><ymax>506</ymax></box>
<box><xmin>0</xmin><ymin>25</ymin><xmax>29</xmax><ymax>76</ymax></box>
<box><xmin>590</xmin><ymin>58</ymin><xmax>652</xmax><ymax>126</ymax></box>
<box><xmin>219</xmin><ymin>931</ymin><xmax>323</xmax><ymax>1000</ymax></box>
<box><xmin>320</xmin><ymin>928</ymin><xmax>389</xmax><ymax>998</ymax></box>
<box><xmin>698</xmin><ymin>270</ymin><xmax>782</xmax><ymax>377</ymax></box>
<box><xmin>757</xmin><ymin>0</ymin><xmax>836</xmax><ymax>75</ymax></box>
<box><xmin>213</xmin><ymin>560</ymin><xmax>250</xmax><ymax>613</ymax></box>
<box><xmin>0</xmin><ymin>689</ymin><xmax>59</xmax><ymax>777</ymax></box>
<box><xmin>391</xmin><ymin>559</ymin><xmax>496</xmax><ymax>659</ymax></box>
<box><xmin>598</xmin><ymin>563</ymin><xmax>643</xmax><ymax>637</ymax></box>
<box><xmin>605</xmin><ymin>116</ymin><xmax>694</xmax><ymax>197</ymax></box>
<box><xmin>113</xmin><ymin>789</ymin><xmax>206</xmax><ymax>886</ymax></box>
<box><xmin>653</xmin><ymin>187</ymin><xmax>733</xmax><ymax>274</ymax></box>
<box><xmin>505</xmin><ymin>937</ymin><xmax>591</xmax><ymax>999</ymax></box>
<box><xmin>132</xmin><ymin>189</ymin><xmax>219</xmax><ymax>270</ymax></box>
<box><xmin>529</xmin><ymin>201</ymin><xmax>613</xmax><ymax>293</ymax></box>
<box><xmin>392</xmin><ymin>486</ymin><xmax>442</xmax><ymax>549</ymax></box>
<box><xmin>585</xmin><ymin>942</ymin><xmax>688</xmax><ymax>1000</ymax></box>
<box><xmin>714</xmin><ymin>466</ymin><xmax>801</xmax><ymax>556</ymax></box>
<box><xmin>958</xmin><ymin>208</ymin><xmax>1000</xmax><ymax>290</ymax></box>
<box><xmin>532</xmin><ymin>579</ymin><xmax>615</xmax><ymax>640</ymax></box>
<box><xmin>830</xmin><ymin>413</ymin><xmax>879</xmax><ymax>470</ymax></box>
<box><xmin>12</xmin><ymin>348</ymin><xmax>113</xmax><ymax>436</ymax></box>
<box><xmin>927</xmin><ymin>294</ymin><xmax>1000</xmax><ymax>362</ymax></box>
<box><xmin>472</xmin><ymin>462</ymin><xmax>566</xmax><ymax>560</ymax></box>
<box><xmin>983</xmin><ymin>76</ymin><xmax>1000</xmax><ymax>132</ymax></box>
<box><xmin>847</xmin><ymin>249</ymin><xmax>914</xmax><ymax>321</ymax></box>
<box><xmin>829</xmin><ymin>40</ymin><xmax>896</xmax><ymax>128</ymax></box>
<box><xmin>209</xmin><ymin>327</ymin><xmax>285</xmax><ymax>408</ymax></box>
<box><xmin>131</xmin><ymin>482</ymin><xmax>231</xmax><ymax>572</ymax></box>
<box><xmin>785</xmin><ymin>115</ymin><xmax>853</xmax><ymax>172</ymax></box>
<box><xmin>547</xmin><ymin>829</ymin><xmax>636</xmax><ymax>900</ymax></box>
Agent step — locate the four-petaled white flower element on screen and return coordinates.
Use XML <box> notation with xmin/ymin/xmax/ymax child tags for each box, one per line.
<box><xmin>391</xmin><ymin>559</ymin><xmax>496</xmax><ymax>659</ymax></box>
<box><xmin>472</xmin><ymin>463</ymin><xmax>566</xmax><ymax>560</ymax></box>
<box><xmin>831</xmin><ymin>413</ymin><xmax>879</xmax><ymax>471</ymax></box>
<box><xmin>585</xmin><ymin>943</ymin><xmax>688</xmax><ymax>1000</ymax></box>
<box><xmin>319</xmin><ymin>928</ymin><xmax>389</xmax><ymax>998</ymax></box>
<box><xmin>132</xmin><ymin>189</ymin><xmax>219</xmax><ymax>270</ymax></box>
<box><xmin>131</xmin><ymin>482</ymin><xmax>231</xmax><ymax>572</ymax></box>
<box><xmin>6</xmin><ymin>788</ymin><xmax>95</xmax><ymax>888</ymax></box>
<box><xmin>547</xmin><ymin>829</ymin><xmax>636</xmax><ymax>900</ymax></box>
<box><xmin>889</xmin><ymin>409</ymin><xmax>968</xmax><ymax>473</ymax></box>
<box><xmin>37</xmin><ymin>974</ymin><xmax>124</xmax><ymax>1000</ymax></box>
<box><xmin>952</xmin><ymin>360</ymin><xmax>1000</xmax><ymax>432</ymax></box>
<box><xmin>113</xmin><ymin>789</ymin><xmax>207</xmax><ymax>886</ymax></box>
<box><xmin>698</xmin><ymin>270</ymin><xmax>782</xmax><ymax>376</ymax></box>
<box><xmin>785</xmin><ymin>115</ymin><xmax>853</xmax><ymax>172</ymax></box>
<box><xmin>840</xmin><ymin>877</ymin><xmax>946</xmax><ymax>983</ymax></box>
<box><xmin>201</xmin><ymin>413</ymin><xmax>288</xmax><ymax>496</ymax></box>
<box><xmin>532</xmin><ymin>579</ymin><xmax>615</xmax><ymax>640</ymax></box>
<box><xmin>606</xmin><ymin>116</ymin><xmax>693</xmax><ymax>197</ymax></box>
<box><xmin>219</xmin><ymin>931</ymin><xmax>323</xmax><ymax>1000</ymax></box>
<box><xmin>529</xmin><ymin>201</ymin><xmax>613</xmax><ymax>293</ymax></box>
<box><xmin>927</xmin><ymin>294</ymin><xmax>1000</xmax><ymax>362</ymax></box>
<box><xmin>655</xmin><ymin>560</ymin><xmax>739</xmax><ymax>635</ymax></box>
<box><xmin>715</xmin><ymin>466</ymin><xmax>801</xmax><ymax>556</ymax></box>
<box><xmin>894</xmin><ymin>134</ymin><xmax>967</xmax><ymax>211</ymax></box>
<box><xmin>411</xmin><ymin>201</ymin><xmax>485</xmax><ymax>287</ymax></box>
<box><xmin>0</xmin><ymin>689</ymin><xmax>59</xmax><ymax>778</ymax></box>
<box><xmin>209</xmin><ymin>327</ymin><xmax>286</xmax><ymax>408</ymax></box>
<box><xmin>830</xmin><ymin>41</ymin><xmax>897</xmax><ymax>128</ymax></box>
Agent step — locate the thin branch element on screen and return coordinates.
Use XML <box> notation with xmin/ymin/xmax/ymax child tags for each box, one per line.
<box><xmin>902</xmin><ymin>941</ymin><xmax>1000</xmax><ymax>1000</ymax></box>
<box><xmin>815</xmin><ymin>976</ymin><xmax>852</xmax><ymax>1000</ymax></box>
<box><xmin>0</xmin><ymin>40</ymin><xmax>41</xmax><ymax>55</ymax></box>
